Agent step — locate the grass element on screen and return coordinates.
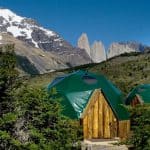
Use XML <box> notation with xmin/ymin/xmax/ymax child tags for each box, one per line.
<box><xmin>25</xmin><ymin>53</ymin><xmax>150</xmax><ymax>95</ymax></box>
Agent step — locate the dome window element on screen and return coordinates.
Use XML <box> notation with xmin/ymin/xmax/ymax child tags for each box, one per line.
<box><xmin>82</xmin><ymin>75</ymin><xmax>97</xmax><ymax>84</ymax></box>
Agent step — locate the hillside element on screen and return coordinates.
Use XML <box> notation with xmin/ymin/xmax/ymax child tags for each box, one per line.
<box><xmin>0</xmin><ymin>34</ymin><xmax>67</xmax><ymax>74</ymax></box>
<box><xmin>26</xmin><ymin>52</ymin><xmax>150</xmax><ymax>95</ymax></box>
<box><xmin>88</xmin><ymin>53</ymin><xmax>150</xmax><ymax>94</ymax></box>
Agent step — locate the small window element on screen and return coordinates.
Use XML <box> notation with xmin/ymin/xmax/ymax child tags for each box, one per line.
<box><xmin>82</xmin><ymin>75</ymin><xmax>98</xmax><ymax>84</ymax></box>
<box><xmin>138</xmin><ymin>87</ymin><xmax>145</xmax><ymax>93</ymax></box>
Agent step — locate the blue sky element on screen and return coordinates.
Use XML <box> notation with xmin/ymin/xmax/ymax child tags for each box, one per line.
<box><xmin>0</xmin><ymin>0</ymin><xmax>150</xmax><ymax>47</ymax></box>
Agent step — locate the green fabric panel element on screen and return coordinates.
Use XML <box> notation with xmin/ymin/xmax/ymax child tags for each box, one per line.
<box><xmin>126</xmin><ymin>84</ymin><xmax>150</xmax><ymax>104</ymax></box>
<box><xmin>66</xmin><ymin>90</ymin><xmax>93</xmax><ymax>118</ymax></box>
<box><xmin>58</xmin><ymin>94</ymin><xmax>77</xmax><ymax>119</ymax></box>
<box><xmin>48</xmin><ymin>70</ymin><xmax>129</xmax><ymax>120</ymax></box>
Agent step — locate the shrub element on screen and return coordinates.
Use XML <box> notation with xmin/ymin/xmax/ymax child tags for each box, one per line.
<box><xmin>127</xmin><ymin>104</ymin><xmax>150</xmax><ymax>150</ymax></box>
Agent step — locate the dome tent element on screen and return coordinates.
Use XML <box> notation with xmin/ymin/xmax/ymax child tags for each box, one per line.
<box><xmin>48</xmin><ymin>70</ymin><xmax>129</xmax><ymax>120</ymax></box>
<box><xmin>48</xmin><ymin>70</ymin><xmax>130</xmax><ymax>139</ymax></box>
<box><xmin>126</xmin><ymin>84</ymin><xmax>150</xmax><ymax>106</ymax></box>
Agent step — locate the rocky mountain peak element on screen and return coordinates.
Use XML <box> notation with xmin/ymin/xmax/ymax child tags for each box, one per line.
<box><xmin>91</xmin><ymin>41</ymin><xmax>106</xmax><ymax>63</ymax></box>
<box><xmin>0</xmin><ymin>8</ymin><xmax>91</xmax><ymax>72</ymax></box>
<box><xmin>0</xmin><ymin>8</ymin><xmax>23</xmax><ymax>23</ymax></box>
<box><xmin>77</xmin><ymin>33</ymin><xmax>91</xmax><ymax>57</ymax></box>
<box><xmin>118</xmin><ymin>41</ymin><xmax>145</xmax><ymax>52</ymax></box>
<box><xmin>107</xmin><ymin>42</ymin><xmax>137</xmax><ymax>58</ymax></box>
<box><xmin>77</xmin><ymin>33</ymin><xmax>147</xmax><ymax>62</ymax></box>
<box><xmin>0</xmin><ymin>8</ymin><xmax>58</xmax><ymax>49</ymax></box>
<box><xmin>77</xmin><ymin>33</ymin><xmax>106</xmax><ymax>63</ymax></box>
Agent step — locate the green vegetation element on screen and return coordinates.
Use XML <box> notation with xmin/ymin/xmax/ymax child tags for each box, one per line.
<box><xmin>27</xmin><ymin>53</ymin><xmax>150</xmax><ymax>96</ymax></box>
<box><xmin>127</xmin><ymin>105</ymin><xmax>150</xmax><ymax>150</ymax></box>
<box><xmin>0</xmin><ymin>45</ymin><xmax>82</xmax><ymax>150</ymax></box>
<box><xmin>88</xmin><ymin>54</ymin><xmax>150</xmax><ymax>95</ymax></box>
<box><xmin>0</xmin><ymin>44</ymin><xmax>18</xmax><ymax>115</ymax></box>
<box><xmin>0</xmin><ymin>44</ymin><xmax>150</xmax><ymax>149</ymax></box>
<box><xmin>25</xmin><ymin>51</ymin><xmax>149</xmax><ymax>150</ymax></box>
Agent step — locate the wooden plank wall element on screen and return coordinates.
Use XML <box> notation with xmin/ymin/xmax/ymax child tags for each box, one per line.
<box><xmin>131</xmin><ymin>96</ymin><xmax>140</xmax><ymax>106</ymax></box>
<box><xmin>82</xmin><ymin>89</ymin><xmax>130</xmax><ymax>140</ymax></box>
<box><xmin>118</xmin><ymin>120</ymin><xmax>130</xmax><ymax>140</ymax></box>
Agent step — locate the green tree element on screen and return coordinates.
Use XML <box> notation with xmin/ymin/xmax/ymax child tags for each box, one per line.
<box><xmin>0</xmin><ymin>45</ymin><xmax>82</xmax><ymax>150</ymax></box>
<box><xmin>14</xmin><ymin>87</ymin><xmax>82</xmax><ymax>150</ymax></box>
<box><xmin>0</xmin><ymin>44</ymin><xmax>21</xmax><ymax>149</ymax></box>
<box><xmin>0</xmin><ymin>44</ymin><xmax>18</xmax><ymax>115</ymax></box>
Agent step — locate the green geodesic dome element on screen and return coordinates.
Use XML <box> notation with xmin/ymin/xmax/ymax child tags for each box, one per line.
<box><xmin>48</xmin><ymin>70</ymin><xmax>129</xmax><ymax>120</ymax></box>
<box><xmin>126</xmin><ymin>84</ymin><xmax>150</xmax><ymax>105</ymax></box>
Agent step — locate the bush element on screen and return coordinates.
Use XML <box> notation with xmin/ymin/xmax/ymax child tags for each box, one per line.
<box><xmin>14</xmin><ymin>87</ymin><xmax>82</xmax><ymax>149</ymax></box>
<box><xmin>127</xmin><ymin>105</ymin><xmax>150</xmax><ymax>150</ymax></box>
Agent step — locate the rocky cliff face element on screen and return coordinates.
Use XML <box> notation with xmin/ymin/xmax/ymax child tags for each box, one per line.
<box><xmin>77</xmin><ymin>33</ymin><xmax>147</xmax><ymax>61</ymax></box>
<box><xmin>107</xmin><ymin>42</ymin><xmax>140</xmax><ymax>58</ymax></box>
<box><xmin>91</xmin><ymin>41</ymin><xmax>106</xmax><ymax>63</ymax></box>
<box><xmin>0</xmin><ymin>33</ymin><xmax>68</xmax><ymax>74</ymax></box>
<box><xmin>77</xmin><ymin>33</ymin><xmax>91</xmax><ymax>57</ymax></box>
<box><xmin>119</xmin><ymin>41</ymin><xmax>145</xmax><ymax>52</ymax></box>
<box><xmin>0</xmin><ymin>8</ymin><xmax>91</xmax><ymax>70</ymax></box>
<box><xmin>0</xmin><ymin>34</ymin><xmax>2</xmax><ymax>44</ymax></box>
<box><xmin>77</xmin><ymin>33</ymin><xmax>106</xmax><ymax>63</ymax></box>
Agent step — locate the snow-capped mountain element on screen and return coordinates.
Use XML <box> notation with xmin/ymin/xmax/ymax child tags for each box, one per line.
<box><xmin>0</xmin><ymin>8</ymin><xmax>91</xmax><ymax>70</ymax></box>
<box><xmin>0</xmin><ymin>8</ymin><xmax>65</xmax><ymax>49</ymax></box>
